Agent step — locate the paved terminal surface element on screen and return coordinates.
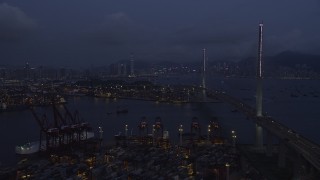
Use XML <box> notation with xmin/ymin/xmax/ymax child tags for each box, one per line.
<box><xmin>238</xmin><ymin>144</ymin><xmax>320</xmax><ymax>180</ymax></box>
<box><xmin>0</xmin><ymin>142</ymin><xmax>267</xmax><ymax>180</ymax></box>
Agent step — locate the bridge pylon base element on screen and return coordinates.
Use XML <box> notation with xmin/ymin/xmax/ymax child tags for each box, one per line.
<box><xmin>255</xmin><ymin>124</ymin><xmax>263</xmax><ymax>149</ymax></box>
<box><xmin>266</xmin><ymin>130</ymin><xmax>273</xmax><ymax>157</ymax></box>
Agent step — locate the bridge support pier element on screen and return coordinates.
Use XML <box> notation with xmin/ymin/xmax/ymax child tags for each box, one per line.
<box><xmin>292</xmin><ymin>154</ymin><xmax>305</xmax><ymax>180</ymax></box>
<box><xmin>266</xmin><ymin>130</ymin><xmax>273</xmax><ymax>157</ymax></box>
<box><xmin>255</xmin><ymin>124</ymin><xmax>263</xmax><ymax>148</ymax></box>
<box><xmin>308</xmin><ymin>165</ymin><xmax>316</xmax><ymax>177</ymax></box>
<box><xmin>278</xmin><ymin>141</ymin><xmax>286</xmax><ymax>168</ymax></box>
<box><xmin>202</xmin><ymin>89</ymin><xmax>207</xmax><ymax>102</ymax></box>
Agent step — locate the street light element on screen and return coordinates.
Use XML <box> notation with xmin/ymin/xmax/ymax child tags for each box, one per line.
<box><xmin>207</xmin><ymin>125</ymin><xmax>211</xmax><ymax>144</ymax></box>
<box><xmin>231</xmin><ymin>130</ymin><xmax>237</xmax><ymax>147</ymax></box>
<box><xmin>179</xmin><ymin>124</ymin><xmax>183</xmax><ymax>146</ymax></box>
<box><xmin>98</xmin><ymin>126</ymin><xmax>103</xmax><ymax>150</ymax></box>
<box><xmin>125</xmin><ymin>124</ymin><xmax>128</xmax><ymax>137</ymax></box>
<box><xmin>225</xmin><ymin>163</ymin><xmax>230</xmax><ymax>180</ymax></box>
<box><xmin>98</xmin><ymin>126</ymin><xmax>103</xmax><ymax>140</ymax></box>
<box><xmin>152</xmin><ymin>125</ymin><xmax>155</xmax><ymax>145</ymax></box>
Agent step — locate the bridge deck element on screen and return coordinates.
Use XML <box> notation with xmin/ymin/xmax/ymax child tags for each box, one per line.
<box><xmin>206</xmin><ymin>89</ymin><xmax>320</xmax><ymax>171</ymax></box>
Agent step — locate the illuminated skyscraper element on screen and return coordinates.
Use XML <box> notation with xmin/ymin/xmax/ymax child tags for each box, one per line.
<box><xmin>130</xmin><ymin>53</ymin><xmax>135</xmax><ymax>77</ymax></box>
<box><xmin>24</xmin><ymin>62</ymin><xmax>30</xmax><ymax>79</ymax></box>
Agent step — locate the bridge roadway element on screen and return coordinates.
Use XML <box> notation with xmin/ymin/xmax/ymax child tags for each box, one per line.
<box><xmin>206</xmin><ymin>89</ymin><xmax>320</xmax><ymax>171</ymax></box>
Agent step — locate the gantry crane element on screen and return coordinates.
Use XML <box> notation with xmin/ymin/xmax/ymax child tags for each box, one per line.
<box><xmin>30</xmin><ymin>104</ymin><xmax>92</xmax><ymax>153</ymax></box>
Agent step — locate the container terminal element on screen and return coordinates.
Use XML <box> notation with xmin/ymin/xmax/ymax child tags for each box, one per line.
<box><xmin>0</xmin><ymin>104</ymin><xmax>266</xmax><ymax>180</ymax></box>
<box><xmin>1</xmin><ymin>101</ymin><xmax>320</xmax><ymax>179</ymax></box>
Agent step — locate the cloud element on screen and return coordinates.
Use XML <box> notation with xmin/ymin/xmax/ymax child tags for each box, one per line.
<box><xmin>84</xmin><ymin>11</ymin><xmax>160</xmax><ymax>48</ymax></box>
<box><xmin>79</xmin><ymin>0</ymin><xmax>320</xmax><ymax>64</ymax></box>
<box><xmin>173</xmin><ymin>32</ymin><xmax>251</xmax><ymax>46</ymax></box>
<box><xmin>85</xmin><ymin>12</ymin><xmax>133</xmax><ymax>45</ymax></box>
<box><xmin>105</xmin><ymin>12</ymin><xmax>130</xmax><ymax>24</ymax></box>
<box><xmin>165</xmin><ymin>25</ymin><xmax>257</xmax><ymax>60</ymax></box>
<box><xmin>0</xmin><ymin>3</ymin><xmax>37</xmax><ymax>42</ymax></box>
<box><xmin>265</xmin><ymin>28</ymin><xmax>320</xmax><ymax>55</ymax></box>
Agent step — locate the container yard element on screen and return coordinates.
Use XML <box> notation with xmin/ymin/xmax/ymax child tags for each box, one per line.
<box><xmin>0</xmin><ymin>114</ymin><xmax>258</xmax><ymax>179</ymax></box>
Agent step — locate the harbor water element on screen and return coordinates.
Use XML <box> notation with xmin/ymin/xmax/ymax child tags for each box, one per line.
<box><xmin>1</xmin><ymin>76</ymin><xmax>320</xmax><ymax>166</ymax></box>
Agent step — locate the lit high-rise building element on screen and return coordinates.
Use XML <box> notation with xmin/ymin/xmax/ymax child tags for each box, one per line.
<box><xmin>130</xmin><ymin>53</ymin><xmax>135</xmax><ymax>77</ymax></box>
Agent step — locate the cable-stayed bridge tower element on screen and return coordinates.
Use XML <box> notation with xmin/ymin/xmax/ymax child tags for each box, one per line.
<box><xmin>256</xmin><ymin>22</ymin><xmax>264</xmax><ymax>148</ymax></box>
<box><xmin>202</xmin><ymin>48</ymin><xmax>206</xmax><ymax>88</ymax></box>
<box><xmin>201</xmin><ymin>48</ymin><xmax>207</xmax><ymax>101</ymax></box>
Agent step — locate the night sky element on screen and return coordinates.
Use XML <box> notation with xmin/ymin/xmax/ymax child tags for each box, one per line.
<box><xmin>0</xmin><ymin>0</ymin><xmax>320</xmax><ymax>68</ymax></box>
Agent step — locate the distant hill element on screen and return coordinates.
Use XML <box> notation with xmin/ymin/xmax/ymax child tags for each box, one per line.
<box><xmin>268</xmin><ymin>51</ymin><xmax>320</xmax><ymax>70</ymax></box>
<box><xmin>236</xmin><ymin>51</ymin><xmax>320</xmax><ymax>76</ymax></box>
